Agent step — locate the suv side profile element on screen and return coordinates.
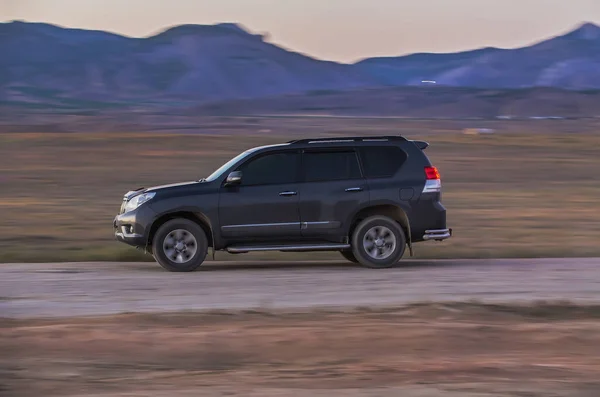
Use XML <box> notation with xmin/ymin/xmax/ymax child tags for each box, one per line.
<box><xmin>114</xmin><ymin>136</ymin><xmax>451</xmax><ymax>272</ymax></box>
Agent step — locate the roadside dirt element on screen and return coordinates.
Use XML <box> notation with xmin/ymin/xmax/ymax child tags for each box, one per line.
<box><xmin>2</xmin><ymin>303</ymin><xmax>600</xmax><ymax>397</ymax></box>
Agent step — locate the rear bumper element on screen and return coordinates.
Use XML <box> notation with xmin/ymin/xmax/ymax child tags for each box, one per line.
<box><xmin>408</xmin><ymin>195</ymin><xmax>448</xmax><ymax>242</ymax></box>
<box><xmin>423</xmin><ymin>228</ymin><xmax>452</xmax><ymax>241</ymax></box>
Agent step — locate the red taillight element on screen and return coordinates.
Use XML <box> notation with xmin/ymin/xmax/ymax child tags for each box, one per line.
<box><xmin>425</xmin><ymin>166</ymin><xmax>440</xmax><ymax>180</ymax></box>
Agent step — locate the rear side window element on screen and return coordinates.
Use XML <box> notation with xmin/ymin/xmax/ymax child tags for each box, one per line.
<box><xmin>303</xmin><ymin>151</ymin><xmax>362</xmax><ymax>182</ymax></box>
<box><xmin>359</xmin><ymin>146</ymin><xmax>407</xmax><ymax>178</ymax></box>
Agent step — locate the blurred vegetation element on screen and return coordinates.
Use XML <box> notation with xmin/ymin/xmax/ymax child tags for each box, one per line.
<box><xmin>1</xmin><ymin>124</ymin><xmax>599</xmax><ymax>263</ymax></box>
<box><xmin>3</xmin><ymin>301</ymin><xmax>600</xmax><ymax>396</ymax></box>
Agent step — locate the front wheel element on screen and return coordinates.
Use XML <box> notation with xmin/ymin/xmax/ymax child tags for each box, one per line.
<box><xmin>351</xmin><ymin>215</ymin><xmax>406</xmax><ymax>269</ymax></box>
<box><xmin>152</xmin><ymin>218</ymin><xmax>208</xmax><ymax>272</ymax></box>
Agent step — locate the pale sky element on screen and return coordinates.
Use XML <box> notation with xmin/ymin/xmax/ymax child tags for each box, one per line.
<box><xmin>2</xmin><ymin>0</ymin><xmax>599</xmax><ymax>62</ymax></box>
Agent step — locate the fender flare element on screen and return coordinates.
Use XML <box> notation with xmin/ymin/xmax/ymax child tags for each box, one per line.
<box><xmin>346</xmin><ymin>202</ymin><xmax>414</xmax><ymax>257</ymax></box>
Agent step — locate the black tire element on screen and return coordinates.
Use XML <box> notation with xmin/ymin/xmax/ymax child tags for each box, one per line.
<box><xmin>152</xmin><ymin>218</ymin><xmax>208</xmax><ymax>272</ymax></box>
<box><xmin>351</xmin><ymin>215</ymin><xmax>406</xmax><ymax>269</ymax></box>
<box><xmin>340</xmin><ymin>250</ymin><xmax>359</xmax><ymax>263</ymax></box>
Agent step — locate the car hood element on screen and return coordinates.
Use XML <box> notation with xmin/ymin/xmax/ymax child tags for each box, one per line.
<box><xmin>124</xmin><ymin>180</ymin><xmax>206</xmax><ymax>200</ymax></box>
<box><xmin>145</xmin><ymin>181</ymin><xmax>201</xmax><ymax>192</ymax></box>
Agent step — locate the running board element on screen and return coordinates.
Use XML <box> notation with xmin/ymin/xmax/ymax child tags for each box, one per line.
<box><xmin>226</xmin><ymin>243</ymin><xmax>350</xmax><ymax>254</ymax></box>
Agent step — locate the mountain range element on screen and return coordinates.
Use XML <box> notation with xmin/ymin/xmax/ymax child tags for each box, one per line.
<box><xmin>1</xmin><ymin>20</ymin><xmax>600</xmax><ymax>106</ymax></box>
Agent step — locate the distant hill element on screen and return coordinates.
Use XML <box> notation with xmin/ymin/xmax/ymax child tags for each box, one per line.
<box><xmin>0</xmin><ymin>21</ymin><xmax>373</xmax><ymax>104</ymax></box>
<box><xmin>1</xmin><ymin>20</ymin><xmax>600</xmax><ymax>108</ymax></box>
<box><xmin>190</xmin><ymin>87</ymin><xmax>600</xmax><ymax>119</ymax></box>
<box><xmin>355</xmin><ymin>23</ymin><xmax>600</xmax><ymax>89</ymax></box>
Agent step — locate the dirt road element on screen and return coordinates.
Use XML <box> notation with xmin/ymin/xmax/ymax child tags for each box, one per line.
<box><xmin>3</xmin><ymin>259</ymin><xmax>600</xmax><ymax>396</ymax></box>
<box><xmin>2</xmin><ymin>258</ymin><xmax>599</xmax><ymax>318</ymax></box>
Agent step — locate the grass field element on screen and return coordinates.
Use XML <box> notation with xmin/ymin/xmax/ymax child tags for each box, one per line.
<box><xmin>1</xmin><ymin>126</ymin><xmax>599</xmax><ymax>262</ymax></box>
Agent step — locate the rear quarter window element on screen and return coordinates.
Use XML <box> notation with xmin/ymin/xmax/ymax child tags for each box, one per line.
<box><xmin>359</xmin><ymin>146</ymin><xmax>408</xmax><ymax>178</ymax></box>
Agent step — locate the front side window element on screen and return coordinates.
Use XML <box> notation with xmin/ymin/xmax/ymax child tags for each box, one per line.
<box><xmin>303</xmin><ymin>151</ymin><xmax>362</xmax><ymax>182</ymax></box>
<box><xmin>237</xmin><ymin>152</ymin><xmax>299</xmax><ymax>186</ymax></box>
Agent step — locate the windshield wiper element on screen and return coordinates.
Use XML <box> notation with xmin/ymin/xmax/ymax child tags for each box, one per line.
<box><xmin>198</xmin><ymin>178</ymin><xmax>207</xmax><ymax>182</ymax></box>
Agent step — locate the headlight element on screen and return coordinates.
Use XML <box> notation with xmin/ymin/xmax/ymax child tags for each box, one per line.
<box><xmin>124</xmin><ymin>192</ymin><xmax>155</xmax><ymax>212</ymax></box>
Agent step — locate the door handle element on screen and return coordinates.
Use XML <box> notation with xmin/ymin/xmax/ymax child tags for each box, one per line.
<box><xmin>345</xmin><ymin>187</ymin><xmax>363</xmax><ymax>192</ymax></box>
<box><xmin>279</xmin><ymin>191</ymin><xmax>297</xmax><ymax>196</ymax></box>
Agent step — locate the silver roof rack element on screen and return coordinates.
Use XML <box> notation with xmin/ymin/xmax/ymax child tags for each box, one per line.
<box><xmin>288</xmin><ymin>136</ymin><xmax>407</xmax><ymax>144</ymax></box>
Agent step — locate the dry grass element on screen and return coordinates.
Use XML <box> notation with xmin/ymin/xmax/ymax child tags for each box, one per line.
<box><xmin>1</xmin><ymin>126</ymin><xmax>600</xmax><ymax>262</ymax></box>
<box><xmin>2</xmin><ymin>302</ymin><xmax>600</xmax><ymax>396</ymax></box>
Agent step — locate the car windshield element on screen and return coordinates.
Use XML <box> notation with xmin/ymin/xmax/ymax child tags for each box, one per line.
<box><xmin>204</xmin><ymin>144</ymin><xmax>291</xmax><ymax>182</ymax></box>
<box><xmin>204</xmin><ymin>149</ymin><xmax>255</xmax><ymax>182</ymax></box>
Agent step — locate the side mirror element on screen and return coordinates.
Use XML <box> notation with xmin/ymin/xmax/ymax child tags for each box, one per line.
<box><xmin>225</xmin><ymin>171</ymin><xmax>242</xmax><ymax>186</ymax></box>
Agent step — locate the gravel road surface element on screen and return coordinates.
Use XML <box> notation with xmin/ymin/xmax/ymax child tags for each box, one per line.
<box><xmin>1</xmin><ymin>258</ymin><xmax>599</xmax><ymax>318</ymax></box>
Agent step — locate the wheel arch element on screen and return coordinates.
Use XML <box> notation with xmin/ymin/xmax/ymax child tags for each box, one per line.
<box><xmin>147</xmin><ymin>210</ymin><xmax>215</xmax><ymax>256</ymax></box>
<box><xmin>347</xmin><ymin>203</ymin><xmax>413</xmax><ymax>256</ymax></box>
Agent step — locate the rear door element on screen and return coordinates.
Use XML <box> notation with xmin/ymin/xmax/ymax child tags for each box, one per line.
<box><xmin>298</xmin><ymin>148</ymin><xmax>369</xmax><ymax>239</ymax></box>
<box><xmin>358</xmin><ymin>145</ymin><xmax>411</xmax><ymax>203</ymax></box>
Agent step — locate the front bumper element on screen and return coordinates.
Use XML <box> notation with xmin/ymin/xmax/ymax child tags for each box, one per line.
<box><xmin>423</xmin><ymin>228</ymin><xmax>453</xmax><ymax>241</ymax></box>
<box><xmin>114</xmin><ymin>223</ymin><xmax>146</xmax><ymax>247</ymax></box>
<box><xmin>113</xmin><ymin>205</ymin><xmax>155</xmax><ymax>248</ymax></box>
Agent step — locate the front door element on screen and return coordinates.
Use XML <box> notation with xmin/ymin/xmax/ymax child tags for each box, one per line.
<box><xmin>219</xmin><ymin>150</ymin><xmax>301</xmax><ymax>240</ymax></box>
<box><xmin>298</xmin><ymin>148</ymin><xmax>369</xmax><ymax>239</ymax></box>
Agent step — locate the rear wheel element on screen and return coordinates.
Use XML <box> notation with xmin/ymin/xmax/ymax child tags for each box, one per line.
<box><xmin>152</xmin><ymin>219</ymin><xmax>208</xmax><ymax>272</ymax></box>
<box><xmin>351</xmin><ymin>215</ymin><xmax>406</xmax><ymax>269</ymax></box>
<box><xmin>340</xmin><ymin>250</ymin><xmax>358</xmax><ymax>263</ymax></box>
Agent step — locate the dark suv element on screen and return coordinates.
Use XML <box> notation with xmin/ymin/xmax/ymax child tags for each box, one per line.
<box><xmin>114</xmin><ymin>136</ymin><xmax>451</xmax><ymax>271</ymax></box>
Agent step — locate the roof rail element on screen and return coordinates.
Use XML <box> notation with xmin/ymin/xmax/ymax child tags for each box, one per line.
<box><xmin>288</xmin><ymin>136</ymin><xmax>408</xmax><ymax>144</ymax></box>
